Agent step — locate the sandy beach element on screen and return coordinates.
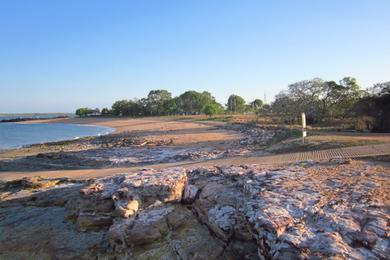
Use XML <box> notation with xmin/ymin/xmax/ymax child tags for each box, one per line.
<box><xmin>1</xmin><ymin>117</ymin><xmax>244</xmax><ymax>181</ymax></box>
<box><xmin>2</xmin><ymin>117</ymin><xmax>390</xmax><ymax>259</ymax></box>
<box><xmin>1</xmin><ymin>117</ymin><xmax>389</xmax><ymax>182</ymax></box>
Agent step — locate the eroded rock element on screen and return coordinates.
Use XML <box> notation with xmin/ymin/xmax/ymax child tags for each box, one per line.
<box><xmin>182</xmin><ymin>184</ymin><xmax>199</xmax><ymax>204</ymax></box>
<box><xmin>1</xmin><ymin>160</ymin><xmax>389</xmax><ymax>259</ymax></box>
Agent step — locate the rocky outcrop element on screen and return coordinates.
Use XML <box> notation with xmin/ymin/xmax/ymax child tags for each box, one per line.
<box><xmin>1</xmin><ymin>160</ymin><xmax>389</xmax><ymax>259</ymax></box>
<box><xmin>91</xmin><ymin>133</ymin><xmax>173</xmax><ymax>148</ymax></box>
<box><xmin>65</xmin><ymin>168</ymin><xmax>187</xmax><ymax>231</ymax></box>
<box><xmin>224</xmin><ymin>123</ymin><xmax>290</xmax><ymax>146</ymax></box>
<box><xmin>173</xmin><ymin>148</ymin><xmax>252</xmax><ymax>161</ymax></box>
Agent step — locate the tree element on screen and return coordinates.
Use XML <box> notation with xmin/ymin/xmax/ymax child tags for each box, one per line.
<box><xmin>177</xmin><ymin>91</ymin><xmax>200</xmax><ymax>114</ymax></box>
<box><xmin>271</xmin><ymin>93</ymin><xmax>298</xmax><ymax>123</ymax></box>
<box><xmin>227</xmin><ymin>95</ymin><xmax>246</xmax><ymax>113</ymax></box>
<box><xmin>163</xmin><ymin>97</ymin><xmax>179</xmax><ymax>115</ymax></box>
<box><xmin>336</xmin><ymin>77</ymin><xmax>362</xmax><ymax>118</ymax></box>
<box><xmin>250</xmin><ymin>99</ymin><xmax>264</xmax><ymax>111</ymax></box>
<box><xmin>369</xmin><ymin>82</ymin><xmax>390</xmax><ymax>95</ymax></box>
<box><xmin>75</xmin><ymin>107</ymin><xmax>94</xmax><ymax>117</ymax></box>
<box><xmin>273</xmin><ymin>77</ymin><xmax>363</xmax><ymax>123</ymax></box>
<box><xmin>354</xmin><ymin>82</ymin><xmax>390</xmax><ymax>132</ymax></box>
<box><xmin>101</xmin><ymin>108</ymin><xmax>111</xmax><ymax>116</ymax></box>
<box><xmin>286</xmin><ymin>78</ymin><xmax>323</xmax><ymax>123</ymax></box>
<box><xmin>111</xmin><ymin>100</ymin><xmax>128</xmax><ymax>116</ymax></box>
<box><xmin>145</xmin><ymin>90</ymin><xmax>172</xmax><ymax>116</ymax></box>
<box><xmin>111</xmin><ymin>99</ymin><xmax>143</xmax><ymax>117</ymax></box>
<box><xmin>204</xmin><ymin>103</ymin><xmax>222</xmax><ymax>117</ymax></box>
<box><xmin>177</xmin><ymin>91</ymin><xmax>218</xmax><ymax>114</ymax></box>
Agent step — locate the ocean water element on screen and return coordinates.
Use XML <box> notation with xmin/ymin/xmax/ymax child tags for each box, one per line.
<box><xmin>0</xmin><ymin>123</ymin><xmax>114</xmax><ymax>149</ymax></box>
<box><xmin>0</xmin><ymin>113</ymin><xmax>73</xmax><ymax>121</ymax></box>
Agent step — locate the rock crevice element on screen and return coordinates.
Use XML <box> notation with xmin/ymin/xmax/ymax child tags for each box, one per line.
<box><xmin>1</xmin><ymin>160</ymin><xmax>389</xmax><ymax>259</ymax></box>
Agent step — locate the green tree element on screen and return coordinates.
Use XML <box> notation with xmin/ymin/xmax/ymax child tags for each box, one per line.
<box><xmin>163</xmin><ymin>97</ymin><xmax>179</xmax><ymax>115</ymax></box>
<box><xmin>177</xmin><ymin>91</ymin><xmax>218</xmax><ymax>114</ymax></box>
<box><xmin>101</xmin><ymin>108</ymin><xmax>111</xmax><ymax>116</ymax></box>
<box><xmin>227</xmin><ymin>94</ymin><xmax>246</xmax><ymax>113</ymax></box>
<box><xmin>250</xmin><ymin>99</ymin><xmax>264</xmax><ymax>111</ymax></box>
<box><xmin>271</xmin><ymin>93</ymin><xmax>298</xmax><ymax>123</ymax></box>
<box><xmin>111</xmin><ymin>99</ymin><xmax>143</xmax><ymax>117</ymax></box>
<box><xmin>286</xmin><ymin>78</ymin><xmax>323</xmax><ymax>123</ymax></box>
<box><xmin>354</xmin><ymin>82</ymin><xmax>390</xmax><ymax>132</ymax></box>
<box><xmin>145</xmin><ymin>90</ymin><xmax>172</xmax><ymax>116</ymax></box>
<box><xmin>75</xmin><ymin>107</ymin><xmax>94</xmax><ymax>117</ymax></box>
<box><xmin>204</xmin><ymin>103</ymin><xmax>221</xmax><ymax>117</ymax></box>
<box><xmin>111</xmin><ymin>100</ymin><xmax>128</xmax><ymax>116</ymax></box>
<box><xmin>336</xmin><ymin>77</ymin><xmax>362</xmax><ymax>118</ymax></box>
<box><xmin>272</xmin><ymin>77</ymin><xmax>363</xmax><ymax>124</ymax></box>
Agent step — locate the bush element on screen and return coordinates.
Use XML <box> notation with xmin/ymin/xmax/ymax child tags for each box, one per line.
<box><xmin>204</xmin><ymin>103</ymin><xmax>221</xmax><ymax>117</ymax></box>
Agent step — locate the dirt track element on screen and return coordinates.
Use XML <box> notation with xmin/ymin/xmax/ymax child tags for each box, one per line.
<box><xmin>201</xmin><ymin>142</ymin><xmax>390</xmax><ymax>166</ymax></box>
<box><xmin>2</xmin><ymin>143</ymin><xmax>390</xmax><ymax>181</ymax></box>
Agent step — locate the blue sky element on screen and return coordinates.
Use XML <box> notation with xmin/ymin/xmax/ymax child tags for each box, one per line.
<box><xmin>1</xmin><ymin>0</ymin><xmax>389</xmax><ymax>113</ymax></box>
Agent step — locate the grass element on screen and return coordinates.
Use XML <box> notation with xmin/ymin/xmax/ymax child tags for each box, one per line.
<box><xmin>266</xmin><ymin>132</ymin><xmax>387</xmax><ymax>154</ymax></box>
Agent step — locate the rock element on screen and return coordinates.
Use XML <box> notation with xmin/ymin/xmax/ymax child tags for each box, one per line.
<box><xmin>0</xmin><ymin>176</ymin><xmax>74</xmax><ymax>192</ymax></box>
<box><xmin>64</xmin><ymin>167</ymin><xmax>187</xmax><ymax>230</ymax></box>
<box><xmin>182</xmin><ymin>184</ymin><xmax>199</xmax><ymax>204</ymax></box>
<box><xmin>123</xmin><ymin>167</ymin><xmax>187</xmax><ymax>203</ymax></box>
<box><xmin>225</xmin><ymin>123</ymin><xmax>289</xmax><ymax>147</ymax></box>
<box><xmin>124</xmin><ymin>206</ymin><xmax>173</xmax><ymax>245</ymax></box>
<box><xmin>80</xmin><ymin>183</ymin><xmax>104</xmax><ymax>195</ymax></box>
<box><xmin>91</xmin><ymin>133</ymin><xmax>173</xmax><ymax>148</ymax></box>
<box><xmin>208</xmin><ymin>205</ymin><xmax>236</xmax><ymax>232</ymax></box>
<box><xmin>2</xmin><ymin>161</ymin><xmax>389</xmax><ymax>259</ymax></box>
<box><xmin>329</xmin><ymin>158</ymin><xmax>353</xmax><ymax>164</ymax></box>
<box><xmin>77</xmin><ymin>213</ymin><xmax>113</xmax><ymax>231</ymax></box>
<box><xmin>108</xmin><ymin>205</ymin><xmax>226</xmax><ymax>259</ymax></box>
<box><xmin>112</xmin><ymin>187</ymin><xmax>140</xmax><ymax>218</ymax></box>
<box><xmin>0</xmin><ymin>205</ymin><xmax>107</xmax><ymax>259</ymax></box>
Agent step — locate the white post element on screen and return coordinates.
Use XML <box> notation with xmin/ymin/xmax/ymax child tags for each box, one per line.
<box><xmin>302</xmin><ymin>112</ymin><xmax>307</xmax><ymax>143</ymax></box>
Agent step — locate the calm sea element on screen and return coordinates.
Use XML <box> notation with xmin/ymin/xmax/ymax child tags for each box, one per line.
<box><xmin>0</xmin><ymin>123</ymin><xmax>114</xmax><ymax>149</ymax></box>
<box><xmin>0</xmin><ymin>113</ymin><xmax>72</xmax><ymax>121</ymax></box>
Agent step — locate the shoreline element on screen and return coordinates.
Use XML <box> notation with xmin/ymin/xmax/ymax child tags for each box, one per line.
<box><xmin>0</xmin><ymin>118</ymin><xmax>244</xmax><ymax>180</ymax></box>
<box><xmin>0</xmin><ymin>122</ymin><xmax>115</xmax><ymax>151</ymax></box>
<box><xmin>0</xmin><ymin>116</ymin><xmax>69</xmax><ymax>123</ymax></box>
<box><xmin>1</xmin><ymin>117</ymin><xmax>390</xmax><ymax>182</ymax></box>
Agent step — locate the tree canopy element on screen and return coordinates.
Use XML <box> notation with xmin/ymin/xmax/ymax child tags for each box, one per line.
<box><xmin>144</xmin><ymin>90</ymin><xmax>172</xmax><ymax>116</ymax></box>
<box><xmin>204</xmin><ymin>103</ymin><xmax>222</xmax><ymax>117</ymax></box>
<box><xmin>271</xmin><ymin>77</ymin><xmax>363</xmax><ymax>123</ymax></box>
<box><xmin>353</xmin><ymin>82</ymin><xmax>390</xmax><ymax>132</ymax></box>
<box><xmin>177</xmin><ymin>91</ymin><xmax>218</xmax><ymax>114</ymax></box>
<box><xmin>250</xmin><ymin>99</ymin><xmax>264</xmax><ymax>110</ymax></box>
<box><xmin>75</xmin><ymin>107</ymin><xmax>98</xmax><ymax>117</ymax></box>
<box><xmin>86</xmin><ymin>89</ymin><xmax>223</xmax><ymax>117</ymax></box>
<box><xmin>227</xmin><ymin>95</ymin><xmax>246</xmax><ymax>113</ymax></box>
<box><xmin>74</xmin><ymin>78</ymin><xmax>390</xmax><ymax>133</ymax></box>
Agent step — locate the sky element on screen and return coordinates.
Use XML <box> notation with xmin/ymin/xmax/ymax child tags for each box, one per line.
<box><xmin>1</xmin><ymin>0</ymin><xmax>390</xmax><ymax>113</ymax></box>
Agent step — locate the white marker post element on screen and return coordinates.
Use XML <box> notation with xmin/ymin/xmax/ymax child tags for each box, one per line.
<box><xmin>302</xmin><ymin>112</ymin><xmax>307</xmax><ymax>143</ymax></box>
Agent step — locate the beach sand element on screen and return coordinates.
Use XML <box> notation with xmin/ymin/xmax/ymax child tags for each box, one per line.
<box><xmin>1</xmin><ymin>117</ymin><xmax>242</xmax><ymax>180</ymax></box>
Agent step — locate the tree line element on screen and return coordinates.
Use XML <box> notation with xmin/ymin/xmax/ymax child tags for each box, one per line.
<box><xmin>271</xmin><ymin>77</ymin><xmax>361</xmax><ymax>124</ymax></box>
<box><xmin>271</xmin><ymin>77</ymin><xmax>390</xmax><ymax>132</ymax></box>
<box><xmin>75</xmin><ymin>77</ymin><xmax>390</xmax><ymax>132</ymax></box>
<box><xmin>76</xmin><ymin>90</ymin><xmax>264</xmax><ymax>118</ymax></box>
